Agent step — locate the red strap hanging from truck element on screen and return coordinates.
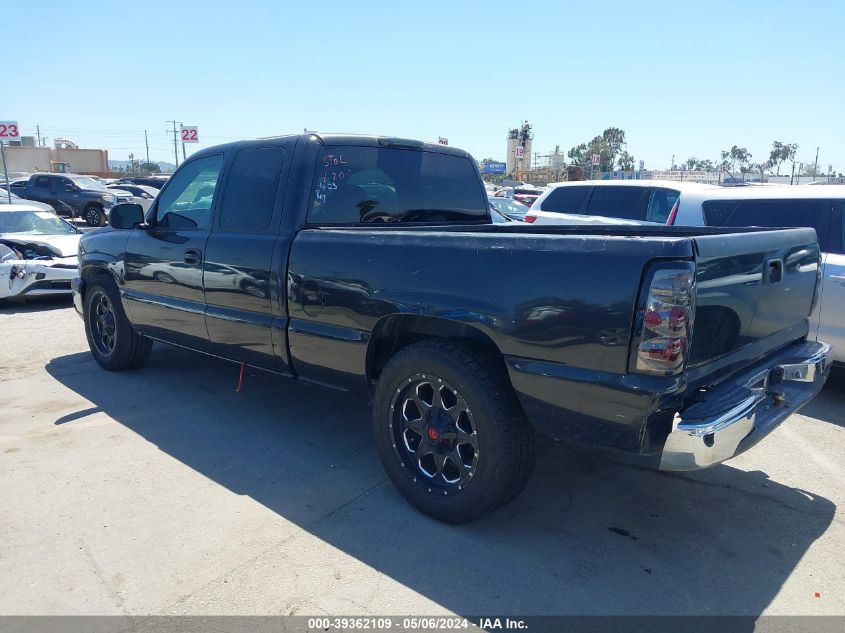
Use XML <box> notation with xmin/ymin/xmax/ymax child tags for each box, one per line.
<box><xmin>236</xmin><ymin>362</ymin><xmax>245</xmax><ymax>393</ymax></box>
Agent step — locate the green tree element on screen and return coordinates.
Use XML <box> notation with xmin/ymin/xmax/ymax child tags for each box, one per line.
<box><xmin>567</xmin><ymin>142</ymin><xmax>590</xmax><ymax>166</ymax></box>
<box><xmin>769</xmin><ymin>141</ymin><xmax>784</xmax><ymax>175</ymax></box>
<box><xmin>139</xmin><ymin>162</ymin><xmax>161</xmax><ymax>174</ymax></box>
<box><xmin>721</xmin><ymin>146</ymin><xmax>752</xmax><ymax>172</ymax></box>
<box><xmin>567</xmin><ymin>127</ymin><xmax>633</xmax><ymax>172</ymax></box>
<box><xmin>768</xmin><ymin>141</ymin><xmax>798</xmax><ymax>175</ymax></box>
<box><xmin>783</xmin><ymin>143</ymin><xmax>798</xmax><ymax>173</ymax></box>
<box><xmin>616</xmin><ymin>151</ymin><xmax>635</xmax><ymax>171</ymax></box>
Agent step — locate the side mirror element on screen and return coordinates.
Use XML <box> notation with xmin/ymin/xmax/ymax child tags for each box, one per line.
<box><xmin>108</xmin><ymin>203</ymin><xmax>144</xmax><ymax>230</ymax></box>
<box><xmin>65</xmin><ymin>184</ymin><xmax>75</xmax><ymax>191</ymax></box>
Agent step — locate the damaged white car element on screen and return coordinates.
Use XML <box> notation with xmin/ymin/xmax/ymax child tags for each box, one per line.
<box><xmin>0</xmin><ymin>205</ymin><xmax>81</xmax><ymax>300</ymax></box>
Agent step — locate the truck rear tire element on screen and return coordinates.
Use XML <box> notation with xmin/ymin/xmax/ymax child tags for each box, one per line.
<box><xmin>373</xmin><ymin>340</ymin><xmax>534</xmax><ymax>523</ymax></box>
<box><xmin>84</xmin><ymin>277</ymin><xmax>152</xmax><ymax>371</ymax></box>
<box><xmin>85</xmin><ymin>205</ymin><xmax>106</xmax><ymax>227</ymax></box>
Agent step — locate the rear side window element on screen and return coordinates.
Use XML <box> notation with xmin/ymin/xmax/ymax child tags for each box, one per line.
<box><xmin>703</xmin><ymin>199</ymin><xmax>833</xmax><ymax>252</ymax></box>
<box><xmin>308</xmin><ymin>146</ymin><xmax>487</xmax><ymax>224</ymax></box>
<box><xmin>219</xmin><ymin>147</ymin><xmax>286</xmax><ymax>232</ymax></box>
<box><xmin>540</xmin><ymin>185</ymin><xmax>590</xmax><ymax>214</ymax></box>
<box><xmin>34</xmin><ymin>176</ymin><xmax>50</xmax><ymax>188</ymax></box>
<box><xmin>586</xmin><ymin>186</ymin><xmax>651</xmax><ymax>221</ymax></box>
<box><xmin>646</xmin><ymin>188</ymin><xmax>680</xmax><ymax>223</ymax></box>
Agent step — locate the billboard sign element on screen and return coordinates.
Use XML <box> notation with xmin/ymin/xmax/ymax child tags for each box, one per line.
<box><xmin>0</xmin><ymin>121</ymin><xmax>20</xmax><ymax>142</ymax></box>
<box><xmin>484</xmin><ymin>162</ymin><xmax>506</xmax><ymax>174</ymax></box>
<box><xmin>180</xmin><ymin>126</ymin><xmax>199</xmax><ymax>143</ymax></box>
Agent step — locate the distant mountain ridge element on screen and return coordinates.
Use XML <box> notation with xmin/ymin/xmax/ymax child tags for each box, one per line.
<box><xmin>109</xmin><ymin>160</ymin><xmax>176</xmax><ymax>172</ymax></box>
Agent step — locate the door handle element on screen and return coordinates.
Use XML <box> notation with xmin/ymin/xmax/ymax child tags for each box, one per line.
<box><xmin>764</xmin><ymin>258</ymin><xmax>783</xmax><ymax>284</ymax></box>
<box><xmin>184</xmin><ymin>249</ymin><xmax>202</xmax><ymax>265</ymax></box>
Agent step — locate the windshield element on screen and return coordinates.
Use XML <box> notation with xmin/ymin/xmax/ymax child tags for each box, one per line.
<box><xmin>0</xmin><ymin>211</ymin><xmax>77</xmax><ymax>235</ymax></box>
<box><xmin>489</xmin><ymin>198</ymin><xmax>527</xmax><ymax>214</ymax></box>
<box><xmin>70</xmin><ymin>176</ymin><xmax>106</xmax><ymax>190</ymax></box>
<box><xmin>514</xmin><ymin>189</ymin><xmax>540</xmax><ymax>196</ymax></box>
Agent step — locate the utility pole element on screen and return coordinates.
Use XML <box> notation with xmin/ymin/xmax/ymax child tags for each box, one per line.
<box><xmin>812</xmin><ymin>146</ymin><xmax>819</xmax><ymax>181</ymax></box>
<box><xmin>671</xmin><ymin>154</ymin><xmax>675</xmax><ymax>171</ymax></box>
<box><xmin>167</xmin><ymin>121</ymin><xmax>179</xmax><ymax>167</ymax></box>
<box><xmin>180</xmin><ymin>121</ymin><xmax>186</xmax><ymax>161</ymax></box>
<box><xmin>144</xmin><ymin>130</ymin><xmax>150</xmax><ymax>168</ymax></box>
<box><xmin>0</xmin><ymin>141</ymin><xmax>10</xmax><ymax>203</ymax></box>
<box><xmin>36</xmin><ymin>124</ymin><xmax>42</xmax><ymax>147</ymax></box>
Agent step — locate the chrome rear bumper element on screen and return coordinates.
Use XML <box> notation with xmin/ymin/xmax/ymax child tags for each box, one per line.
<box><xmin>660</xmin><ymin>340</ymin><xmax>832</xmax><ymax>471</ymax></box>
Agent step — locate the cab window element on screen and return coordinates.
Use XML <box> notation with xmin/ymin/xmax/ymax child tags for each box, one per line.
<box><xmin>155</xmin><ymin>155</ymin><xmax>224</xmax><ymax>230</ymax></box>
<box><xmin>219</xmin><ymin>147</ymin><xmax>286</xmax><ymax>232</ymax></box>
<box><xmin>307</xmin><ymin>146</ymin><xmax>487</xmax><ymax>224</ymax></box>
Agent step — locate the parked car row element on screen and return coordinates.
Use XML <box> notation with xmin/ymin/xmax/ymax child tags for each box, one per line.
<box><xmin>3</xmin><ymin>173</ymin><xmax>163</xmax><ymax>226</ymax></box>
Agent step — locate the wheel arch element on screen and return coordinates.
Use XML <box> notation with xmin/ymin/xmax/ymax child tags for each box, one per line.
<box><xmin>79</xmin><ymin>261</ymin><xmax>120</xmax><ymax>300</ymax></box>
<box><xmin>366</xmin><ymin>314</ymin><xmax>511</xmax><ymax>388</ymax></box>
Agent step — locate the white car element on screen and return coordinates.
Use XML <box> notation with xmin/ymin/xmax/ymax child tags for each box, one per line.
<box><xmin>525</xmin><ymin>180</ymin><xmax>719</xmax><ymax>226</ymax></box>
<box><xmin>106</xmin><ymin>183</ymin><xmax>158</xmax><ymax>212</ymax></box>
<box><xmin>526</xmin><ymin>180</ymin><xmax>845</xmax><ymax>363</ymax></box>
<box><xmin>505</xmin><ymin>185</ymin><xmax>544</xmax><ymax>208</ymax></box>
<box><xmin>0</xmin><ymin>205</ymin><xmax>81</xmax><ymax>300</ymax></box>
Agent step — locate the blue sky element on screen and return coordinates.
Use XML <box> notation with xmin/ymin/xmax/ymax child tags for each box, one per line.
<box><xmin>4</xmin><ymin>0</ymin><xmax>843</xmax><ymax>172</ymax></box>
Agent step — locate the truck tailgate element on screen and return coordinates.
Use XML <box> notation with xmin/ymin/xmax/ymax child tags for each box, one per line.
<box><xmin>688</xmin><ymin>227</ymin><xmax>820</xmax><ymax>373</ymax></box>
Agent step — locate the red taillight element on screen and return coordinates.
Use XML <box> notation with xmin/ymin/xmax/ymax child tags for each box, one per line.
<box><xmin>665</xmin><ymin>199</ymin><xmax>680</xmax><ymax>225</ymax></box>
<box><xmin>524</xmin><ymin>215</ymin><xmax>537</xmax><ymax>223</ymax></box>
<box><xmin>644</xmin><ymin>308</ymin><xmax>662</xmax><ymax>328</ymax></box>
<box><xmin>630</xmin><ymin>262</ymin><xmax>695</xmax><ymax>376</ymax></box>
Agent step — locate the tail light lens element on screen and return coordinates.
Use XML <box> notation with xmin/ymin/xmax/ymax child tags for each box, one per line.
<box><xmin>524</xmin><ymin>215</ymin><xmax>537</xmax><ymax>223</ymax></box>
<box><xmin>630</xmin><ymin>261</ymin><xmax>696</xmax><ymax>376</ymax></box>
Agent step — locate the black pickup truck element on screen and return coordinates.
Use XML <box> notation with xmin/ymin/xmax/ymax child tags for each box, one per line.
<box><xmin>73</xmin><ymin>134</ymin><xmax>832</xmax><ymax>522</ymax></box>
<box><xmin>19</xmin><ymin>173</ymin><xmax>134</xmax><ymax>227</ymax></box>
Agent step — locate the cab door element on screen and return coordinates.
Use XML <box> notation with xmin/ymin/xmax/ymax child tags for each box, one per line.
<box><xmin>26</xmin><ymin>175</ymin><xmax>55</xmax><ymax>206</ymax></box>
<box><xmin>202</xmin><ymin>143</ymin><xmax>291</xmax><ymax>371</ymax></box>
<box><xmin>51</xmin><ymin>176</ymin><xmax>83</xmax><ymax>216</ymax></box>
<box><xmin>122</xmin><ymin>154</ymin><xmax>225</xmax><ymax>349</ymax></box>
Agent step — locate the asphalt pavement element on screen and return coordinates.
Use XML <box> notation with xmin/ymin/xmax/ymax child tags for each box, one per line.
<box><xmin>1</xmin><ymin>297</ymin><xmax>843</xmax><ymax>616</ymax></box>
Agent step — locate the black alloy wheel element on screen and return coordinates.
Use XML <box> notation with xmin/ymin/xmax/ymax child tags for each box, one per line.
<box><xmin>85</xmin><ymin>205</ymin><xmax>105</xmax><ymax>227</ymax></box>
<box><xmin>83</xmin><ymin>277</ymin><xmax>152</xmax><ymax>371</ymax></box>
<box><xmin>89</xmin><ymin>289</ymin><xmax>117</xmax><ymax>356</ymax></box>
<box><xmin>373</xmin><ymin>340</ymin><xmax>535</xmax><ymax>523</ymax></box>
<box><xmin>390</xmin><ymin>373</ymin><xmax>479</xmax><ymax>493</ymax></box>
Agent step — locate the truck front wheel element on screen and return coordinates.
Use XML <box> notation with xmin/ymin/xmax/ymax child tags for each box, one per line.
<box><xmin>373</xmin><ymin>340</ymin><xmax>535</xmax><ymax>523</ymax></box>
<box><xmin>84</xmin><ymin>277</ymin><xmax>152</xmax><ymax>371</ymax></box>
<box><xmin>84</xmin><ymin>205</ymin><xmax>106</xmax><ymax>227</ymax></box>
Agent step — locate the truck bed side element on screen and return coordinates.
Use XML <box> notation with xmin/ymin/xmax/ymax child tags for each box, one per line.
<box><xmin>287</xmin><ymin>228</ymin><xmax>695</xmax><ymax>451</ymax></box>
